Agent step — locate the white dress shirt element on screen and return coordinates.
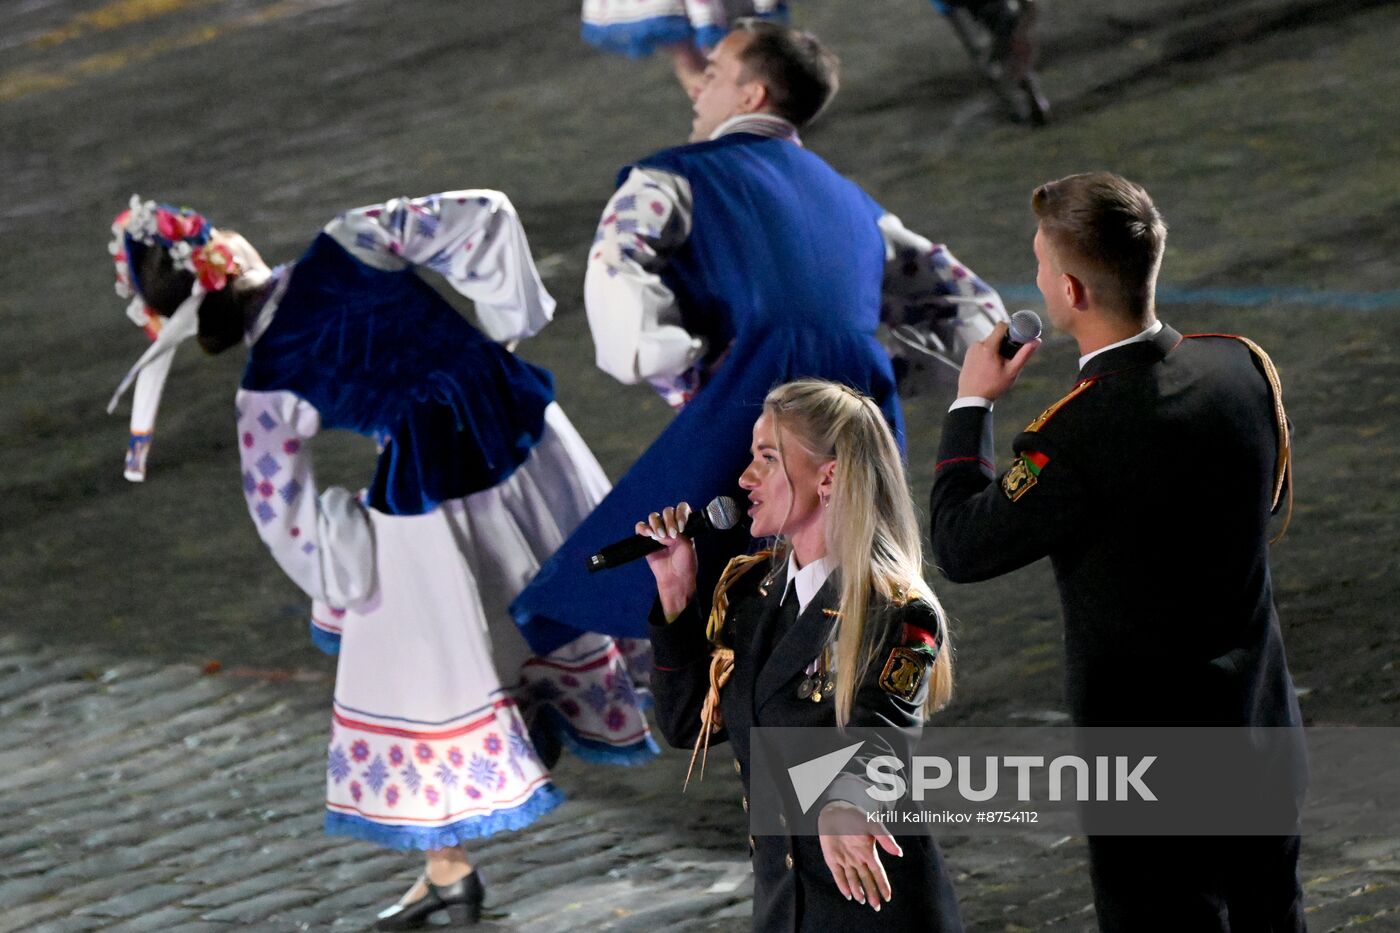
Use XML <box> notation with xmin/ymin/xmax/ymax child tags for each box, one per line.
<box><xmin>779</xmin><ymin>553</ymin><xmax>834</xmax><ymax>615</ymax></box>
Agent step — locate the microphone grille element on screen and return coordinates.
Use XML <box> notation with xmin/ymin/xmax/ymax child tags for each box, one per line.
<box><xmin>705</xmin><ymin>496</ymin><xmax>742</xmax><ymax>531</ymax></box>
<box><xmin>1009</xmin><ymin>309</ymin><xmax>1043</xmax><ymax>342</ymax></box>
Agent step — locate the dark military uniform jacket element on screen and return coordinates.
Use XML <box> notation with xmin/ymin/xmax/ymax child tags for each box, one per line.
<box><xmin>929</xmin><ymin>323</ymin><xmax>1301</xmax><ymax>728</ymax></box>
<box><xmin>649</xmin><ymin>556</ymin><xmax>964</xmax><ymax>932</ymax></box>
<box><xmin>929</xmin><ymin>323</ymin><xmax>1309</xmax><ymax>930</ymax></box>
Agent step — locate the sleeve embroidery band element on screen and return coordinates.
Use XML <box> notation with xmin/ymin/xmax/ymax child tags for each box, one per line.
<box><xmin>879</xmin><ymin>647</ymin><xmax>932</xmax><ymax>701</ymax></box>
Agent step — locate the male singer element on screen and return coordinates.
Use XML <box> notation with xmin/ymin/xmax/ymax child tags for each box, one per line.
<box><xmin>511</xmin><ymin>19</ymin><xmax>1004</xmax><ymax>652</ymax></box>
<box><xmin>929</xmin><ymin>172</ymin><xmax>1306</xmax><ymax>931</ymax></box>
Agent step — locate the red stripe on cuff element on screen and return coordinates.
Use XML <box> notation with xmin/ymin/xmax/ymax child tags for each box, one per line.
<box><xmin>935</xmin><ymin>456</ymin><xmax>994</xmax><ymax>473</ymax></box>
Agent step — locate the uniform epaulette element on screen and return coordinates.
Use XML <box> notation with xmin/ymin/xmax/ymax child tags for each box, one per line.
<box><xmin>705</xmin><ymin>550</ymin><xmax>774</xmax><ymax>643</ymax></box>
<box><xmin>899</xmin><ymin>612</ymin><xmax>945</xmax><ymax>658</ymax></box>
<box><xmin>882</xmin><ymin>586</ymin><xmax>944</xmax><ymax>655</ymax></box>
<box><xmin>1024</xmin><ymin>378</ymin><xmax>1096</xmax><ymax>433</ymax></box>
<box><xmin>1184</xmin><ymin>333</ymin><xmax>1293</xmax><ymax>539</ymax></box>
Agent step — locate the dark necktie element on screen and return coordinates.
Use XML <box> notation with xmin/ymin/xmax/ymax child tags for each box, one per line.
<box><xmin>761</xmin><ymin>580</ymin><xmax>801</xmax><ymax>661</ymax></box>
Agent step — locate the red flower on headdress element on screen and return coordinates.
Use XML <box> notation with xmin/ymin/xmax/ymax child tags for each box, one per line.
<box><xmin>193</xmin><ymin>241</ymin><xmax>242</xmax><ymax>291</ymax></box>
<box><xmin>155</xmin><ymin>208</ymin><xmax>204</xmax><ymax>242</ymax></box>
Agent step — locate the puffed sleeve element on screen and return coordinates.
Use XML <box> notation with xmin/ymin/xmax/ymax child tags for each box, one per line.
<box><xmin>878</xmin><ymin>213</ymin><xmax>1008</xmax><ymax>395</ymax></box>
<box><xmin>584</xmin><ymin>167</ymin><xmax>706</xmax><ymax>408</ymax></box>
<box><xmin>235</xmin><ymin>388</ymin><xmax>375</xmax><ymax>607</ymax></box>
<box><xmin>324</xmin><ymin>190</ymin><xmax>556</xmax><ymax>343</ymax></box>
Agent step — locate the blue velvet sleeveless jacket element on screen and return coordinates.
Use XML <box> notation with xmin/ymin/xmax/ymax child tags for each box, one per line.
<box><xmin>512</xmin><ymin>134</ymin><xmax>899</xmax><ymax>653</ymax></box>
<box><xmin>636</xmin><ymin>133</ymin><xmax>896</xmax><ymax>427</ymax></box>
<box><xmin>241</xmin><ymin>233</ymin><xmax>555</xmax><ymax>516</ymax></box>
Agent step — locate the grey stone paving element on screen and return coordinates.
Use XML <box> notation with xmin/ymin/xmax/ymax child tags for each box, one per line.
<box><xmin>1</xmin><ymin>635</ymin><xmax>1395</xmax><ymax>931</ymax></box>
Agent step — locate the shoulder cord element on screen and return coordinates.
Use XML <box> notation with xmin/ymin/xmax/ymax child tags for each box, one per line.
<box><xmin>684</xmin><ymin>551</ymin><xmax>772</xmax><ymax>790</ymax></box>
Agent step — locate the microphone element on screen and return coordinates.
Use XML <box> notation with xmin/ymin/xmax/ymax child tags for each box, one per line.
<box><xmin>587</xmin><ymin>496</ymin><xmax>744</xmax><ymax>572</ymax></box>
<box><xmin>998</xmin><ymin>309</ymin><xmax>1043</xmax><ymax>359</ymax></box>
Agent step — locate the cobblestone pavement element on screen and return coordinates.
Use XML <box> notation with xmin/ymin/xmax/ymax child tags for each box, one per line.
<box><xmin>2</xmin><ymin>635</ymin><xmax>1395</xmax><ymax>932</ymax></box>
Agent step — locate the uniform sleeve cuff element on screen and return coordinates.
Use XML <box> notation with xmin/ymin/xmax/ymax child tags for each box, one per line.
<box><xmin>648</xmin><ymin>598</ymin><xmax>712</xmax><ymax>670</ymax></box>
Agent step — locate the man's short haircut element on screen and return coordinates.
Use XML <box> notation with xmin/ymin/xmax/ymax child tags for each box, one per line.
<box><xmin>1032</xmin><ymin>172</ymin><xmax>1167</xmax><ymax>324</ymax></box>
<box><xmin>732</xmin><ymin>19</ymin><xmax>840</xmax><ymax>129</ymax></box>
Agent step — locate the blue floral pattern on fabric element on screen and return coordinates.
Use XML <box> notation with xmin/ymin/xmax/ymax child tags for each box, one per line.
<box><xmin>327</xmin><ymin>745</ymin><xmax>350</xmax><ymax>783</ymax></box>
<box><xmin>401</xmin><ymin>761</ymin><xmax>422</xmax><ymax>795</ymax></box>
<box><xmin>468</xmin><ymin>755</ymin><xmax>498</xmax><ymax>789</ymax></box>
<box><xmin>363</xmin><ymin>756</ymin><xmax>390</xmax><ymax>794</ymax></box>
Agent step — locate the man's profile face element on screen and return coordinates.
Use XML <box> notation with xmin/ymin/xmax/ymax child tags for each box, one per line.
<box><xmin>689</xmin><ymin>32</ymin><xmax>763</xmax><ymax>142</ymax></box>
<box><xmin>1033</xmin><ymin>227</ymin><xmax>1073</xmax><ymax>333</ymax></box>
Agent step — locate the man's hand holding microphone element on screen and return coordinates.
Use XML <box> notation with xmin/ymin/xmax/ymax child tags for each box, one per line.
<box><xmin>958</xmin><ymin>310</ymin><xmax>1042</xmax><ymax>402</ymax></box>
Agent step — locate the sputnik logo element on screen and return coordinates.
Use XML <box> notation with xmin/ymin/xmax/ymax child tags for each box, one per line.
<box><xmin>787</xmin><ymin>741</ymin><xmax>864</xmax><ymax>813</ymax></box>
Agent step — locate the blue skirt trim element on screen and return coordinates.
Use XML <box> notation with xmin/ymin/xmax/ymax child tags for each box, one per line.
<box><xmin>537</xmin><ymin>707</ymin><xmax>661</xmax><ymax>766</ymax></box>
<box><xmin>309</xmin><ymin>619</ymin><xmax>342</xmax><ymax>656</ymax></box>
<box><xmin>692</xmin><ymin>24</ymin><xmax>728</xmax><ymax>50</ymax></box>
<box><xmin>581</xmin><ymin>16</ymin><xmax>694</xmax><ymax>58</ymax></box>
<box><xmin>324</xmin><ymin>783</ymin><xmax>565</xmax><ymax>851</ymax></box>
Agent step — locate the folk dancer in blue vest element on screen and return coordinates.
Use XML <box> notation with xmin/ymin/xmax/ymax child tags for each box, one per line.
<box><xmin>105</xmin><ymin>193</ymin><xmax>657</xmax><ymax>930</ymax></box>
<box><xmin>512</xmin><ymin>19</ymin><xmax>1007</xmax><ymax>654</ymax></box>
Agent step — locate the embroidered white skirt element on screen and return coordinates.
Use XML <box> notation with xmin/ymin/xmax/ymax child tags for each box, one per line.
<box><xmin>321</xmin><ymin>404</ymin><xmax>657</xmax><ymax>850</ymax></box>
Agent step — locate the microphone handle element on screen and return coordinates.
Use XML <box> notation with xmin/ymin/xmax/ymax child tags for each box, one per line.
<box><xmin>587</xmin><ymin>533</ymin><xmax>667</xmax><ymax>572</ymax></box>
<box><xmin>998</xmin><ymin>332</ymin><xmax>1026</xmax><ymax>359</ymax></box>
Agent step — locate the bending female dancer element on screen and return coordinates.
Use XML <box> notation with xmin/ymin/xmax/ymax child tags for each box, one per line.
<box><xmin>105</xmin><ymin>193</ymin><xmax>656</xmax><ymax>929</ymax></box>
<box><xmin>637</xmin><ymin>379</ymin><xmax>963</xmax><ymax>930</ymax></box>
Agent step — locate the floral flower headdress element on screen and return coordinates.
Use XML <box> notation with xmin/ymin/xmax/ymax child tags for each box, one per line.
<box><xmin>109</xmin><ymin>194</ymin><xmax>245</xmax><ymax>337</ymax></box>
<box><xmin>107</xmin><ymin>194</ymin><xmax>241</xmax><ymax>482</ymax></box>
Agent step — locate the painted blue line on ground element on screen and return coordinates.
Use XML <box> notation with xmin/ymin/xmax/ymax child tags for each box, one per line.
<box><xmin>994</xmin><ymin>285</ymin><xmax>1400</xmax><ymax>311</ymax></box>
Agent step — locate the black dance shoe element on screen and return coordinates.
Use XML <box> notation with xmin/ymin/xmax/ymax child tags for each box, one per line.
<box><xmin>374</xmin><ymin>871</ymin><xmax>485</xmax><ymax>930</ymax></box>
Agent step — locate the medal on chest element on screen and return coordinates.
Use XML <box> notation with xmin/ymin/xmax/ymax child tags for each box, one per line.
<box><xmin>797</xmin><ymin>610</ymin><xmax>841</xmax><ymax>702</ymax></box>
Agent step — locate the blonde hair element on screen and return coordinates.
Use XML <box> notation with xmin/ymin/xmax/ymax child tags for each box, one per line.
<box><xmin>762</xmin><ymin>379</ymin><xmax>952</xmax><ymax>725</ymax></box>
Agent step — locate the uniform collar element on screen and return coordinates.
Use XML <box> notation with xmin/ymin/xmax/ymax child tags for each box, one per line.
<box><xmin>1078</xmin><ymin>319</ymin><xmax>1164</xmax><ymax>370</ymax></box>
<box><xmin>710</xmin><ymin>113</ymin><xmax>803</xmax><ymax>145</ymax></box>
<box><xmin>781</xmin><ymin>552</ymin><xmax>833</xmax><ymax>614</ymax></box>
<box><xmin>1078</xmin><ymin>321</ymin><xmax>1182</xmax><ymax>381</ymax></box>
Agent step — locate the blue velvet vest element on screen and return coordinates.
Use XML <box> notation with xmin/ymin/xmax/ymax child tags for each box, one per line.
<box><xmin>512</xmin><ymin>134</ymin><xmax>900</xmax><ymax>653</ymax></box>
<box><xmin>241</xmin><ymin>233</ymin><xmax>555</xmax><ymax>516</ymax></box>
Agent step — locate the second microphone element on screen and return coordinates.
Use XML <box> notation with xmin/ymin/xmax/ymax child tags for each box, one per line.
<box><xmin>587</xmin><ymin>496</ymin><xmax>744</xmax><ymax>572</ymax></box>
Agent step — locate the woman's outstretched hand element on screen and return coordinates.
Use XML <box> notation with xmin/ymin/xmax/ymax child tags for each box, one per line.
<box><xmin>636</xmin><ymin>503</ymin><xmax>698</xmax><ymax>621</ymax></box>
<box><xmin>817</xmin><ymin>801</ymin><xmax>902</xmax><ymax>911</ymax></box>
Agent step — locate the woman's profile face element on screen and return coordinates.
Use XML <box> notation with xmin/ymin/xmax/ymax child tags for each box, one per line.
<box><xmin>739</xmin><ymin>413</ymin><xmax>828</xmax><ymax>541</ymax></box>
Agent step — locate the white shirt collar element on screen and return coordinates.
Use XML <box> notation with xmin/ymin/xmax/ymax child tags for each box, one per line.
<box><xmin>1078</xmin><ymin>319</ymin><xmax>1163</xmax><ymax>370</ymax></box>
<box><xmin>781</xmin><ymin>552</ymin><xmax>833</xmax><ymax>615</ymax></box>
<box><xmin>710</xmin><ymin>113</ymin><xmax>803</xmax><ymax>146</ymax></box>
